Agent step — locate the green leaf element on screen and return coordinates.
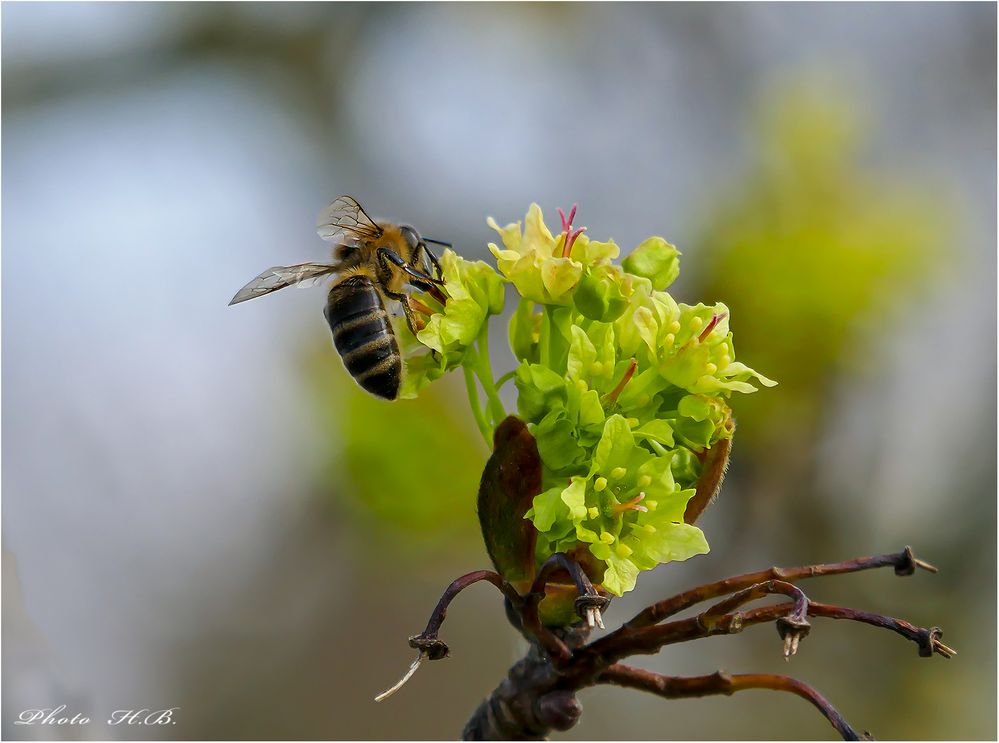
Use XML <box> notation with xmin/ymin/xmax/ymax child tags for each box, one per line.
<box><xmin>540</xmin><ymin>257</ymin><xmax>584</xmax><ymax>302</ymax></box>
<box><xmin>535</xmin><ymin>411</ymin><xmax>586</xmax><ymax>470</ymax></box>
<box><xmin>578</xmin><ymin>389</ymin><xmax>606</xmax><ymax>429</ymax></box>
<box><xmin>560</xmin><ymin>477</ymin><xmax>589</xmax><ymax>522</ymax></box>
<box><xmin>660</xmin><ymin>343</ymin><xmax>712</xmax><ymax>389</ymax></box>
<box><xmin>721</xmin><ymin>361</ymin><xmax>779</xmax><ymax>388</ymax></box>
<box><xmin>670</xmin><ymin>446</ymin><xmax>701</xmax><ymax>488</ymax></box>
<box><xmin>597</xmin><ymin>551</ymin><xmax>641</xmax><ymax>596</ymax></box>
<box><xmin>678</xmin><ymin>394</ymin><xmax>712</xmax><ymax>421</ymax></box>
<box><xmin>569</xmin><ymin>235</ymin><xmax>620</xmax><ymax>265</ymax></box>
<box><xmin>567</xmin><ymin>326</ymin><xmax>597</xmax><ymax>381</ymax></box>
<box><xmin>515</xmin><ymin>362</ymin><xmax>568</xmax><ymax>423</ymax></box>
<box><xmin>634</xmin><ymin>306</ymin><xmax>658</xmax><ymax>354</ymax></box>
<box><xmin>399</xmin><ymin>351</ymin><xmax>448</xmax><ymax>399</ymax></box>
<box><xmin>587</xmin><ymin>322</ymin><xmax>618</xmax><ymax>387</ymax></box>
<box><xmin>575</xmin><ymin>266</ymin><xmax>630</xmax><ymax>322</ymax></box>
<box><xmin>633</xmin><ymin>419</ymin><xmax>675</xmax><ymax>446</ymax></box>
<box><xmin>634</xmin><ymin>522</ymin><xmax>709</xmax><ymax>564</ymax></box>
<box><xmin>531</xmin><ymin>486</ymin><xmax>568</xmax><ymax>532</ymax></box>
<box><xmin>672</xmin><ymin>416</ymin><xmax>715</xmax><ymax>450</ymax></box>
<box><xmin>592</xmin><ymin>414</ymin><xmax>635</xmax><ymax>474</ymax></box>
<box><xmin>622</xmin><ymin>237</ymin><xmax>681</xmax><ymax>290</ymax></box>
<box><xmin>509</xmin><ymin>298</ymin><xmax>539</xmax><ymax>363</ymax></box>
<box><xmin>547</xmin><ymin>307</ymin><xmax>575</xmax><ymax>375</ymax></box>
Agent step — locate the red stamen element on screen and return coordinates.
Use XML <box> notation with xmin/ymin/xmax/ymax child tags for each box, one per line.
<box><xmin>605</xmin><ymin>358</ymin><xmax>638</xmax><ymax>404</ymax></box>
<box><xmin>612</xmin><ymin>492</ymin><xmax>648</xmax><ymax>514</ymax></box>
<box><xmin>698</xmin><ymin>312</ymin><xmax>728</xmax><ymax>343</ymax></box>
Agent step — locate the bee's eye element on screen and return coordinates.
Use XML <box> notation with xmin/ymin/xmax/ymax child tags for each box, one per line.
<box><xmin>399</xmin><ymin>225</ymin><xmax>421</xmax><ymax>251</ymax></box>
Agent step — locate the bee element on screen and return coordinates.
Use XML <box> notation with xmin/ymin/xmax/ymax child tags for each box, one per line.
<box><xmin>229</xmin><ymin>196</ymin><xmax>448</xmax><ymax>400</ymax></box>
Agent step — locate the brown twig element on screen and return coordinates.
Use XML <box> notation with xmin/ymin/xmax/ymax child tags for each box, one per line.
<box><xmin>407</xmin><ymin>569</ymin><xmax>524</xmax><ymax>659</ymax></box>
<box><xmin>386</xmin><ymin>548</ymin><xmax>950</xmax><ymax>740</ymax></box>
<box><xmin>625</xmin><ymin>545</ymin><xmax>935</xmax><ymax>629</ymax></box>
<box><xmin>597</xmin><ymin>665</ymin><xmax>869</xmax><ymax>741</ymax></box>
<box><xmin>697</xmin><ymin>579</ymin><xmax>811</xmax><ymax>658</ymax></box>
<box><xmin>755</xmin><ymin>602</ymin><xmax>956</xmax><ymax>659</ymax></box>
<box><xmin>582</xmin><ymin>597</ymin><xmax>953</xmax><ymax>670</ymax></box>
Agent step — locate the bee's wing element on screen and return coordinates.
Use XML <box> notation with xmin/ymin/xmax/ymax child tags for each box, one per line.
<box><xmin>228</xmin><ymin>262</ymin><xmax>340</xmax><ymax>306</ymax></box>
<box><xmin>317</xmin><ymin>195</ymin><xmax>384</xmax><ymax>242</ymax></box>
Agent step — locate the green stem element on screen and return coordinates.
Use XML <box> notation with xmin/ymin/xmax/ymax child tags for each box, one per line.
<box><xmin>463</xmin><ymin>365</ymin><xmax>492</xmax><ymax>445</ymax></box>
<box><xmin>648</xmin><ymin>439</ymin><xmax>668</xmax><ymax>457</ymax></box>
<box><xmin>496</xmin><ymin>369</ymin><xmax>517</xmax><ymax>390</ymax></box>
<box><xmin>474</xmin><ymin>322</ymin><xmax>507</xmax><ymax>429</ymax></box>
<box><xmin>539</xmin><ymin>306</ymin><xmax>552</xmax><ymax>368</ymax></box>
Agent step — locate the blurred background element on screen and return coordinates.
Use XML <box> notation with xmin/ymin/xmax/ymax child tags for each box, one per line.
<box><xmin>2</xmin><ymin>3</ymin><xmax>995</xmax><ymax>740</ymax></box>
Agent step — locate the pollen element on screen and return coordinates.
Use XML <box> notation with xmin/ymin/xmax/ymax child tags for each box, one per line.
<box><xmin>705</xmin><ymin>363</ymin><xmax>717</xmax><ymax>375</ymax></box>
<box><xmin>670</xmin><ymin>320</ymin><xmax>681</xmax><ymax>333</ymax></box>
<box><xmin>610</xmin><ymin>467</ymin><xmax>627</xmax><ymax>480</ymax></box>
<box><xmin>664</xmin><ymin>333</ymin><xmax>675</xmax><ymax>346</ymax></box>
<box><xmin>638</xmin><ymin>475</ymin><xmax>652</xmax><ymax>487</ymax></box>
<box><xmin>588</xmin><ymin>507</ymin><xmax>600</xmax><ymax>520</ymax></box>
<box><xmin>594</xmin><ymin>477</ymin><xmax>608</xmax><ymax>492</ymax></box>
<box><xmin>599</xmin><ymin>531</ymin><xmax>616</xmax><ymax>544</ymax></box>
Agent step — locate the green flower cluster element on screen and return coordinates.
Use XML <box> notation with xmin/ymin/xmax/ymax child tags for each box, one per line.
<box><xmin>403</xmin><ymin>204</ymin><xmax>774</xmax><ymax>596</ymax></box>
<box><xmin>400</xmin><ymin>249</ymin><xmax>505</xmax><ymax>410</ymax></box>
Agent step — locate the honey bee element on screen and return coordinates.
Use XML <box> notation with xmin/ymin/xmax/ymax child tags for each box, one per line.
<box><xmin>229</xmin><ymin>196</ymin><xmax>448</xmax><ymax>400</ymax></box>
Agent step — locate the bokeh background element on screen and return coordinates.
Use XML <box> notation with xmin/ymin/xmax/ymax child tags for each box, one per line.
<box><xmin>2</xmin><ymin>3</ymin><xmax>995</xmax><ymax>740</ymax></box>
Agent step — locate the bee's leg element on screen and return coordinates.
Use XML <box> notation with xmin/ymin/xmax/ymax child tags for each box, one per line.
<box><xmin>384</xmin><ymin>288</ymin><xmax>421</xmax><ymax>336</ymax></box>
<box><xmin>419</xmin><ymin>242</ymin><xmax>445</xmax><ymax>281</ymax></box>
<box><xmin>378</xmin><ymin>247</ymin><xmax>445</xmax><ymax>287</ymax></box>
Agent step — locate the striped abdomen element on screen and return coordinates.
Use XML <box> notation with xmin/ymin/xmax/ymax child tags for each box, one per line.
<box><xmin>325</xmin><ymin>275</ymin><xmax>401</xmax><ymax>400</ymax></box>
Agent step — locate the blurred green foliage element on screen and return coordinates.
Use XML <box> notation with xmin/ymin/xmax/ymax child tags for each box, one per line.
<box><xmin>694</xmin><ymin>78</ymin><xmax>953</xmax><ymax>451</ymax></box>
<box><xmin>304</xmin><ymin>348</ymin><xmax>486</xmax><ymax>552</ymax></box>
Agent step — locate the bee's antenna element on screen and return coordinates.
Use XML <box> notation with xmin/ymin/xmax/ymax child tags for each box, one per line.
<box><xmin>423</xmin><ymin>238</ymin><xmax>453</xmax><ymax>248</ymax></box>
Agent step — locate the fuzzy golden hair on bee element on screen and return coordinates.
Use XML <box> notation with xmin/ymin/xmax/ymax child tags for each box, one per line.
<box><xmin>228</xmin><ymin>195</ymin><xmax>449</xmax><ymax>400</ymax></box>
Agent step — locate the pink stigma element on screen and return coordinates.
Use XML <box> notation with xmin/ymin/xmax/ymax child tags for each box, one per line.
<box><xmin>558</xmin><ymin>203</ymin><xmax>586</xmax><ymax>258</ymax></box>
<box><xmin>558</xmin><ymin>204</ymin><xmax>578</xmax><ymax>233</ymax></box>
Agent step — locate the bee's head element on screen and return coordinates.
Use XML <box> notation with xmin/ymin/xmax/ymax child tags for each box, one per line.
<box><xmin>399</xmin><ymin>224</ymin><xmax>422</xmax><ymax>253</ymax></box>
